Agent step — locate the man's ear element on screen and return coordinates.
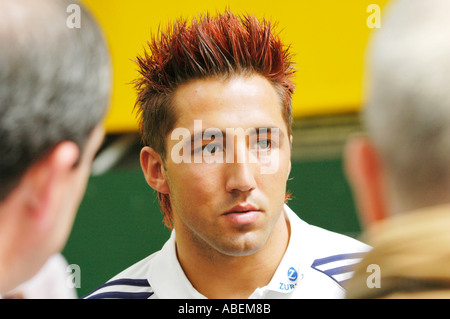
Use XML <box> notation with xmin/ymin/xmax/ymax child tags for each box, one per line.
<box><xmin>344</xmin><ymin>134</ymin><xmax>388</xmax><ymax>229</ymax></box>
<box><xmin>140</xmin><ymin>146</ymin><xmax>170</xmax><ymax>194</ymax></box>
<box><xmin>24</xmin><ymin>141</ymin><xmax>80</xmax><ymax>223</ymax></box>
<box><xmin>288</xmin><ymin>135</ymin><xmax>293</xmax><ymax>178</ymax></box>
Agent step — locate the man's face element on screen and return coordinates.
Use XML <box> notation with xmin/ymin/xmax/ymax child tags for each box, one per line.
<box><xmin>164</xmin><ymin>74</ymin><xmax>292</xmax><ymax>257</ymax></box>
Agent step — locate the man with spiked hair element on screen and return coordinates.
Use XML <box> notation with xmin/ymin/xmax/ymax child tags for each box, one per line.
<box><xmin>86</xmin><ymin>11</ymin><xmax>368</xmax><ymax>299</ymax></box>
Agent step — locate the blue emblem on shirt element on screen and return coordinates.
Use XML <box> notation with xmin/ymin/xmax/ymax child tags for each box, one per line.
<box><xmin>287</xmin><ymin>267</ymin><xmax>298</xmax><ymax>282</ymax></box>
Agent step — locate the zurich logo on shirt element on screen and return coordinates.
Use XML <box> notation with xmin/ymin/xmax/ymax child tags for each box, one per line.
<box><xmin>279</xmin><ymin>267</ymin><xmax>301</xmax><ymax>292</ymax></box>
<box><xmin>287</xmin><ymin>267</ymin><xmax>298</xmax><ymax>282</ymax></box>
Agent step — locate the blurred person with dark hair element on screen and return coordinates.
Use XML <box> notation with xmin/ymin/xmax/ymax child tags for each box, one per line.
<box><xmin>344</xmin><ymin>0</ymin><xmax>450</xmax><ymax>298</ymax></box>
<box><xmin>85</xmin><ymin>11</ymin><xmax>368</xmax><ymax>299</ymax></box>
<box><xmin>0</xmin><ymin>0</ymin><xmax>111</xmax><ymax>296</ymax></box>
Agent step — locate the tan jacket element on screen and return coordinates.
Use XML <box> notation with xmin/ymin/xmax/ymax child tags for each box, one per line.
<box><xmin>345</xmin><ymin>204</ymin><xmax>450</xmax><ymax>299</ymax></box>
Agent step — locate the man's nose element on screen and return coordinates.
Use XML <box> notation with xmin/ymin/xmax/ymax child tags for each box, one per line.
<box><xmin>225</xmin><ymin>159</ymin><xmax>257</xmax><ymax>193</ymax></box>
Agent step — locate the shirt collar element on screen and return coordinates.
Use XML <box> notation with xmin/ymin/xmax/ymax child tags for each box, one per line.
<box><xmin>148</xmin><ymin>231</ymin><xmax>206</xmax><ymax>299</ymax></box>
<box><xmin>258</xmin><ymin>205</ymin><xmax>313</xmax><ymax>296</ymax></box>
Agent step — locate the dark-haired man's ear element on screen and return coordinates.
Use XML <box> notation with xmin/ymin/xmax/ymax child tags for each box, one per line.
<box><xmin>24</xmin><ymin>141</ymin><xmax>80</xmax><ymax>223</ymax></box>
<box><xmin>140</xmin><ymin>146</ymin><xmax>170</xmax><ymax>194</ymax></box>
<box><xmin>343</xmin><ymin>134</ymin><xmax>388</xmax><ymax>230</ymax></box>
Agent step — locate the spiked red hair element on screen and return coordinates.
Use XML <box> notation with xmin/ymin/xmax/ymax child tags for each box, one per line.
<box><xmin>133</xmin><ymin>11</ymin><xmax>295</xmax><ymax>229</ymax></box>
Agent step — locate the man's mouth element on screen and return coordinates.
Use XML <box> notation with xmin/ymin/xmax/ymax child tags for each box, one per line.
<box><xmin>222</xmin><ymin>203</ymin><xmax>262</xmax><ymax>225</ymax></box>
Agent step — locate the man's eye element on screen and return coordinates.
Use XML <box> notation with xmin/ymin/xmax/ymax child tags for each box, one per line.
<box><xmin>203</xmin><ymin>143</ymin><xmax>222</xmax><ymax>154</ymax></box>
<box><xmin>257</xmin><ymin>139</ymin><xmax>271</xmax><ymax>150</ymax></box>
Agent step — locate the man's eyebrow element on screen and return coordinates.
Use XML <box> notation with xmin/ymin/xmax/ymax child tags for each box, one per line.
<box><xmin>185</xmin><ymin>129</ymin><xmax>223</xmax><ymax>148</ymax></box>
<box><xmin>231</xmin><ymin>127</ymin><xmax>284</xmax><ymax>138</ymax></box>
<box><xmin>253</xmin><ymin>127</ymin><xmax>283</xmax><ymax>136</ymax></box>
<box><xmin>187</xmin><ymin>126</ymin><xmax>284</xmax><ymax>145</ymax></box>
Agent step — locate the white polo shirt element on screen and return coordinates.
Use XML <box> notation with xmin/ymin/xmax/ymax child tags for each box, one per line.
<box><xmin>84</xmin><ymin>205</ymin><xmax>370</xmax><ymax>299</ymax></box>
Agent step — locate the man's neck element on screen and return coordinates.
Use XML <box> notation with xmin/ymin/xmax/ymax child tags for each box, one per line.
<box><xmin>175</xmin><ymin>213</ymin><xmax>290</xmax><ymax>299</ymax></box>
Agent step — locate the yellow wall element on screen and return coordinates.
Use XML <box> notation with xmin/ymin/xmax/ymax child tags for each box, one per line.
<box><xmin>82</xmin><ymin>0</ymin><xmax>389</xmax><ymax>133</ymax></box>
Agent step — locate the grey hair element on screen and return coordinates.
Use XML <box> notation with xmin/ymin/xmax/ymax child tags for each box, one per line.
<box><xmin>0</xmin><ymin>0</ymin><xmax>111</xmax><ymax>200</ymax></box>
<box><xmin>364</xmin><ymin>0</ymin><xmax>450</xmax><ymax>206</ymax></box>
